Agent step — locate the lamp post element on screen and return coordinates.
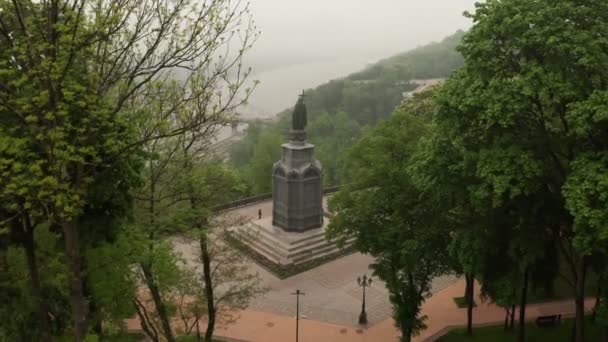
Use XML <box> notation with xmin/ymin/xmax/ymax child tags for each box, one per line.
<box><xmin>291</xmin><ymin>289</ymin><xmax>305</xmax><ymax>342</ymax></box>
<box><xmin>357</xmin><ymin>274</ymin><xmax>372</xmax><ymax>325</ymax></box>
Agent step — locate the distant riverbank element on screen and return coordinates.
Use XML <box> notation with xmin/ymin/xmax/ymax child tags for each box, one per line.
<box><xmin>240</xmin><ymin>57</ymin><xmax>377</xmax><ymax>119</ymax></box>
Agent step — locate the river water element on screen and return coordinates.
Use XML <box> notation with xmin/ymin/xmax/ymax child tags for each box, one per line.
<box><xmin>211</xmin><ymin>56</ymin><xmax>376</xmax><ymax>144</ymax></box>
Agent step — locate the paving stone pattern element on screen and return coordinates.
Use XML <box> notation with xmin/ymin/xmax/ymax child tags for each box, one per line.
<box><xmin>173</xmin><ymin>198</ymin><xmax>458</xmax><ymax>327</ymax></box>
<box><xmin>173</xmin><ymin>235</ymin><xmax>457</xmax><ymax>327</ymax></box>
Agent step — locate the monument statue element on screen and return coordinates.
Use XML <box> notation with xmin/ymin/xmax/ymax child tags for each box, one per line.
<box><xmin>233</xmin><ymin>93</ymin><xmax>345</xmax><ymax>266</ymax></box>
<box><xmin>289</xmin><ymin>91</ymin><xmax>308</xmax><ymax>143</ymax></box>
<box><xmin>272</xmin><ymin>94</ymin><xmax>323</xmax><ymax>232</ymax></box>
<box><xmin>292</xmin><ymin>93</ymin><xmax>307</xmax><ymax>130</ymax></box>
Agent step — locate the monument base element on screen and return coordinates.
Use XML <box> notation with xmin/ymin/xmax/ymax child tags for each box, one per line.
<box><xmin>231</xmin><ymin>217</ymin><xmax>352</xmax><ymax>266</ymax></box>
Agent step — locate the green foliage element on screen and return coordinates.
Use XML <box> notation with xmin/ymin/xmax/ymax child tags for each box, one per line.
<box><xmin>228</xmin><ymin>121</ymin><xmax>265</xmax><ymax>169</ymax></box>
<box><xmin>428</xmin><ymin>1</ymin><xmax>608</xmax><ymax>340</ymax></box>
<box><xmin>437</xmin><ymin>316</ymin><xmax>602</xmax><ymax>342</ymax></box>
<box><xmin>308</xmin><ymin>111</ymin><xmax>362</xmax><ymax>186</ymax></box>
<box><xmin>563</xmin><ymin>152</ymin><xmax>608</xmax><ymax>255</ymax></box>
<box><xmin>243</xmin><ymin>130</ymin><xmax>283</xmax><ymax>194</ymax></box>
<box><xmin>328</xmin><ymin>99</ymin><xmax>450</xmax><ymax>341</ymax></box>
<box><xmin>348</xmin><ymin>31</ymin><xmax>464</xmax><ymax>82</ymax></box>
<box><xmin>0</xmin><ymin>0</ymin><xmax>257</xmax><ymax>338</ymax></box>
<box><xmin>85</xmin><ymin>233</ymin><xmax>138</xmax><ymax>328</ymax></box>
<box><xmin>453</xmin><ymin>297</ymin><xmax>476</xmax><ymax>309</ymax></box>
<box><xmin>448</xmin><ymin>232</ymin><xmax>484</xmax><ymax>276</ymax></box>
<box><xmin>0</xmin><ymin>225</ymin><xmax>70</xmax><ymax>340</ymax></box>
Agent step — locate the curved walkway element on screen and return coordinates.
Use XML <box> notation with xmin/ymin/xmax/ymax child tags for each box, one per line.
<box><xmin>126</xmin><ymin>277</ymin><xmax>595</xmax><ymax>341</ymax></box>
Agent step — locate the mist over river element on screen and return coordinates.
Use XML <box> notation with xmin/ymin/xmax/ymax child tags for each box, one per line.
<box><xmin>240</xmin><ymin>57</ymin><xmax>373</xmax><ymax>119</ymax></box>
<box><xmin>237</xmin><ymin>0</ymin><xmax>477</xmax><ymax>119</ymax></box>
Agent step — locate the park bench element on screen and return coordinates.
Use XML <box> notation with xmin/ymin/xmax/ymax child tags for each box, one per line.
<box><xmin>535</xmin><ymin>314</ymin><xmax>562</xmax><ymax>327</ymax></box>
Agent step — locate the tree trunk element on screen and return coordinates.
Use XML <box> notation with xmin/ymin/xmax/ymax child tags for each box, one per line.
<box><xmin>201</xmin><ymin>234</ymin><xmax>216</xmax><ymax>342</ymax></box>
<box><xmin>504</xmin><ymin>308</ymin><xmax>510</xmax><ymax>330</ymax></box>
<box><xmin>518</xmin><ymin>268</ymin><xmax>529</xmax><ymax>342</ymax></box>
<box><xmin>62</xmin><ymin>219</ymin><xmax>88</xmax><ymax>341</ymax></box>
<box><xmin>400</xmin><ymin>324</ymin><xmax>412</xmax><ymax>342</ymax></box>
<box><xmin>141</xmin><ymin>263</ymin><xmax>175</xmax><ymax>342</ymax></box>
<box><xmin>196</xmin><ymin>318</ymin><xmax>201</xmax><ymax>342</ymax></box>
<box><xmin>89</xmin><ymin>298</ymin><xmax>103</xmax><ymax>338</ymax></box>
<box><xmin>83</xmin><ymin>274</ymin><xmax>103</xmax><ymax>339</ymax></box>
<box><xmin>592</xmin><ymin>285</ymin><xmax>601</xmax><ymax>323</ymax></box>
<box><xmin>510</xmin><ymin>304</ymin><xmax>516</xmax><ymax>329</ymax></box>
<box><xmin>22</xmin><ymin>216</ymin><xmax>52</xmax><ymax>342</ymax></box>
<box><xmin>574</xmin><ymin>258</ymin><xmax>587</xmax><ymax>342</ymax></box>
<box><xmin>141</xmin><ymin>168</ymin><xmax>175</xmax><ymax>342</ymax></box>
<box><xmin>466</xmin><ymin>272</ymin><xmax>474</xmax><ymax>335</ymax></box>
<box><xmin>133</xmin><ymin>299</ymin><xmax>159</xmax><ymax>342</ymax></box>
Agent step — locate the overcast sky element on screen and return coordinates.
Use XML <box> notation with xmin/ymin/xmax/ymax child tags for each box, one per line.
<box><xmin>247</xmin><ymin>0</ymin><xmax>478</xmax><ymax>70</ymax></box>
<box><xmin>240</xmin><ymin>0</ymin><xmax>479</xmax><ymax>116</ymax></box>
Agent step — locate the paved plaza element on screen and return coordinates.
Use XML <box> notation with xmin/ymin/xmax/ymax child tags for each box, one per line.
<box><xmin>247</xmin><ymin>253</ymin><xmax>457</xmax><ymax>327</ymax></box>
<box><xmin>159</xmin><ymin>198</ymin><xmax>593</xmax><ymax>341</ymax></box>
<box><xmin>172</xmin><ymin>198</ymin><xmax>458</xmax><ymax>327</ymax></box>
<box><xmin>126</xmin><ymin>275</ymin><xmax>595</xmax><ymax>342</ymax></box>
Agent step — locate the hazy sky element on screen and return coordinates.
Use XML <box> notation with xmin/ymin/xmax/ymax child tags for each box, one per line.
<box><xmin>240</xmin><ymin>0</ymin><xmax>479</xmax><ymax>116</ymax></box>
<box><xmin>247</xmin><ymin>0</ymin><xmax>478</xmax><ymax>70</ymax></box>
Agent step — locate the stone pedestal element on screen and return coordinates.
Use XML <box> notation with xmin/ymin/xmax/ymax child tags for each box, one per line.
<box><xmin>234</xmin><ymin>217</ymin><xmax>349</xmax><ymax>265</ymax></box>
<box><xmin>272</xmin><ymin>135</ymin><xmax>323</xmax><ymax>232</ymax></box>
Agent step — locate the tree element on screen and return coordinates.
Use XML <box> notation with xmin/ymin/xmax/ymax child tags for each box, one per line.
<box><xmin>129</xmin><ymin>94</ymin><xmax>262</xmax><ymax>341</ymax></box>
<box><xmin>195</xmin><ymin>217</ymin><xmax>266</xmax><ymax>341</ymax></box>
<box><xmin>308</xmin><ymin>111</ymin><xmax>362</xmax><ymax>186</ymax></box>
<box><xmin>177</xmin><ymin>154</ymin><xmax>264</xmax><ymax>341</ymax></box>
<box><xmin>328</xmin><ymin>101</ymin><xmax>450</xmax><ymax>342</ymax></box>
<box><xmin>0</xmin><ymin>0</ymin><xmax>258</xmax><ymax>339</ymax></box>
<box><xmin>85</xmin><ymin>231</ymin><xmax>139</xmax><ymax>334</ymax></box>
<box><xmin>432</xmin><ymin>1</ymin><xmax>608</xmax><ymax>341</ymax></box>
<box><xmin>448</xmin><ymin>232</ymin><xmax>482</xmax><ymax>335</ymax></box>
<box><xmin>407</xmin><ymin>87</ymin><xmax>489</xmax><ymax>337</ymax></box>
<box><xmin>0</xmin><ymin>223</ymin><xmax>71</xmax><ymax>340</ymax></box>
<box><xmin>245</xmin><ymin>130</ymin><xmax>283</xmax><ymax>194</ymax></box>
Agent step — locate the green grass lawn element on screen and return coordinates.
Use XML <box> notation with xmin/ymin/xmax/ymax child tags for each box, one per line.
<box><xmin>106</xmin><ymin>334</ymin><xmax>144</xmax><ymax>341</ymax></box>
<box><xmin>526</xmin><ymin>271</ymin><xmax>598</xmax><ymax>304</ymax></box>
<box><xmin>453</xmin><ymin>296</ymin><xmax>477</xmax><ymax>308</ymax></box>
<box><xmin>525</xmin><ymin>252</ymin><xmax>599</xmax><ymax>304</ymax></box>
<box><xmin>175</xmin><ymin>336</ymin><xmax>224</xmax><ymax>342</ymax></box>
<box><xmin>92</xmin><ymin>333</ymin><xmax>223</xmax><ymax>341</ymax></box>
<box><xmin>437</xmin><ymin>316</ymin><xmax>604</xmax><ymax>342</ymax></box>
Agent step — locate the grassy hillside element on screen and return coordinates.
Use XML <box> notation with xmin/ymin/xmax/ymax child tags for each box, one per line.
<box><xmin>228</xmin><ymin>30</ymin><xmax>466</xmax><ymax>194</ymax></box>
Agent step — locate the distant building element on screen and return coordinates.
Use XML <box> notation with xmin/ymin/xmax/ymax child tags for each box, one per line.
<box><xmin>403</xmin><ymin>78</ymin><xmax>444</xmax><ymax>98</ymax></box>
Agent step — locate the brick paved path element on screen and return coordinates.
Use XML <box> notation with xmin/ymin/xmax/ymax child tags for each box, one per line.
<box><xmin>133</xmin><ymin>200</ymin><xmax>594</xmax><ymax>341</ymax></box>
<box><xmin>126</xmin><ymin>277</ymin><xmax>595</xmax><ymax>341</ymax></box>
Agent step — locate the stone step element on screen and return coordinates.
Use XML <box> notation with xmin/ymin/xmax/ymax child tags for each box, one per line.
<box><xmin>291</xmin><ymin>238</ymin><xmax>355</xmax><ymax>264</ymax></box>
<box><xmin>230</xmin><ymin>221</ymin><xmax>353</xmax><ymax>266</ymax></box>
<box><xmin>237</xmin><ymin>228</ymin><xmax>334</xmax><ymax>263</ymax></box>
<box><xmin>240</xmin><ymin>233</ymin><xmax>286</xmax><ymax>262</ymax></box>
<box><xmin>292</xmin><ymin>246</ymin><xmax>348</xmax><ymax>265</ymax></box>
<box><xmin>288</xmin><ymin>238</ymin><xmax>341</xmax><ymax>259</ymax></box>
<box><xmin>249</xmin><ymin>243</ymin><xmax>283</xmax><ymax>264</ymax></box>
<box><xmin>257</xmin><ymin>233</ymin><xmax>333</xmax><ymax>258</ymax></box>
<box><xmin>255</xmin><ymin>225</ymin><xmax>327</xmax><ymax>248</ymax></box>
<box><xmin>292</xmin><ymin>245</ymin><xmax>340</xmax><ymax>264</ymax></box>
<box><xmin>241</xmin><ymin>224</ymin><xmax>329</xmax><ymax>254</ymax></box>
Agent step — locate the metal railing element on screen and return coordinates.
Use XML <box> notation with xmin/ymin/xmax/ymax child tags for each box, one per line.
<box><xmin>212</xmin><ymin>185</ymin><xmax>343</xmax><ymax>212</ymax></box>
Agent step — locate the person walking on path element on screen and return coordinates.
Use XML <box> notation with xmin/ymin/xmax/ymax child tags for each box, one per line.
<box><xmin>258</xmin><ymin>209</ymin><xmax>262</xmax><ymax>220</ymax></box>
